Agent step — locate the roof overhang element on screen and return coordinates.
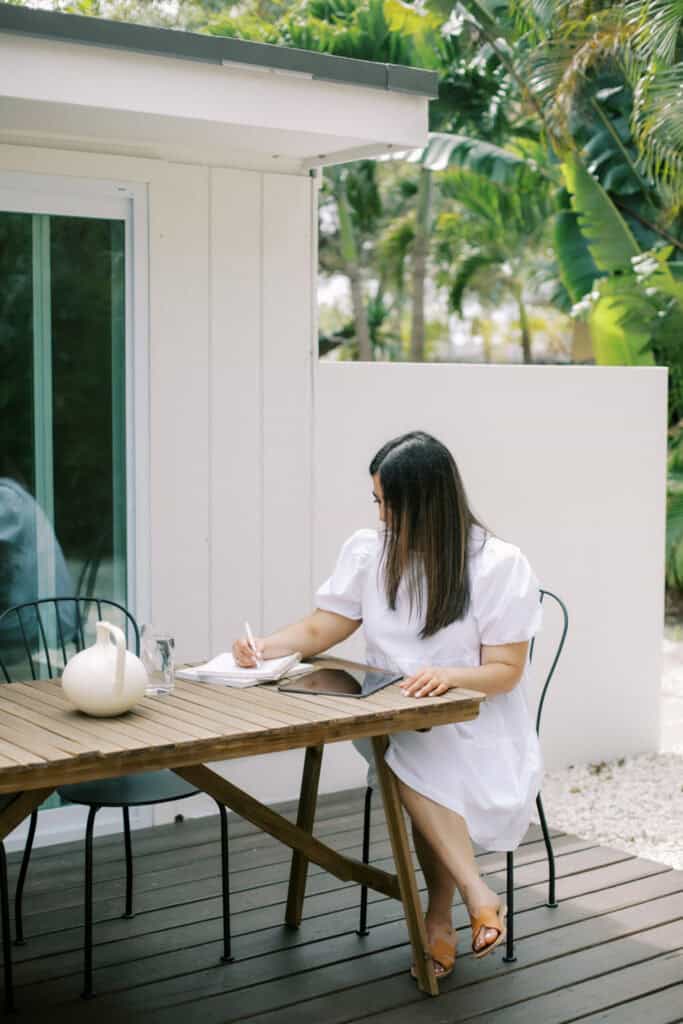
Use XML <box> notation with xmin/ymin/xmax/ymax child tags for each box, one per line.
<box><xmin>0</xmin><ymin>3</ymin><xmax>437</xmax><ymax>174</ymax></box>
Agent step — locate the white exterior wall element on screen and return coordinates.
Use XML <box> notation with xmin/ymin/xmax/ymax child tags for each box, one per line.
<box><xmin>0</xmin><ymin>143</ymin><xmax>668</xmax><ymax>846</ymax></box>
<box><xmin>0</xmin><ymin>143</ymin><xmax>324</xmax><ymax>843</ymax></box>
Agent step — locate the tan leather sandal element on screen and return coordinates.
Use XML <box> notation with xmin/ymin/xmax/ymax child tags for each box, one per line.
<box><xmin>470</xmin><ymin>904</ymin><xmax>507</xmax><ymax>959</ymax></box>
<box><xmin>410</xmin><ymin>933</ymin><xmax>457</xmax><ymax>980</ymax></box>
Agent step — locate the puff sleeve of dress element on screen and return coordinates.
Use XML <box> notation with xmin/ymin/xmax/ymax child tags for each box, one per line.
<box><xmin>473</xmin><ymin>538</ymin><xmax>543</xmax><ymax>645</ymax></box>
<box><xmin>314</xmin><ymin>529</ymin><xmax>376</xmax><ymax>621</ymax></box>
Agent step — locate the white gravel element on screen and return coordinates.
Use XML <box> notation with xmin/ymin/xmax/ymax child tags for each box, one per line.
<box><xmin>542</xmin><ymin>752</ymin><xmax>683</xmax><ymax>870</ymax></box>
<box><xmin>541</xmin><ymin>629</ymin><xmax>683</xmax><ymax>871</ymax></box>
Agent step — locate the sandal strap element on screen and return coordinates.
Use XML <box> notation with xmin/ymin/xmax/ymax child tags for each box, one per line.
<box><xmin>429</xmin><ymin>935</ymin><xmax>457</xmax><ymax>971</ymax></box>
<box><xmin>470</xmin><ymin>906</ymin><xmax>503</xmax><ymax>937</ymax></box>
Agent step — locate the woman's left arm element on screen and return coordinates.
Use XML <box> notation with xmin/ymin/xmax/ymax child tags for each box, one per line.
<box><xmin>400</xmin><ymin>641</ymin><xmax>529</xmax><ymax>698</ymax></box>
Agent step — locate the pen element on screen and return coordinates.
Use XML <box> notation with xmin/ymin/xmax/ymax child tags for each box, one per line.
<box><xmin>244</xmin><ymin>621</ymin><xmax>262</xmax><ymax>667</ymax></box>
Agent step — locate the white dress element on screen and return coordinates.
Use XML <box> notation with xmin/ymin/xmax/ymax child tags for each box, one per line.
<box><xmin>315</xmin><ymin>525</ymin><xmax>544</xmax><ymax>852</ymax></box>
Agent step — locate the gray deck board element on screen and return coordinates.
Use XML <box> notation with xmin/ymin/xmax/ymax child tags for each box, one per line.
<box><xmin>4</xmin><ymin>787</ymin><xmax>681</xmax><ymax>1024</ymax></box>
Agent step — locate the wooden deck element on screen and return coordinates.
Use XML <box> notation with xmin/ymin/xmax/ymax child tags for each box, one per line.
<box><xmin>5</xmin><ymin>788</ymin><xmax>682</xmax><ymax>1023</ymax></box>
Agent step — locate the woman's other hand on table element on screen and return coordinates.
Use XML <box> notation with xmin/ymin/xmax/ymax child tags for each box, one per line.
<box><xmin>400</xmin><ymin>667</ymin><xmax>455</xmax><ymax>698</ymax></box>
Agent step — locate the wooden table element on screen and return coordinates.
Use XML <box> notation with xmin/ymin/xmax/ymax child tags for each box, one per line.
<box><xmin>0</xmin><ymin>657</ymin><xmax>484</xmax><ymax>996</ymax></box>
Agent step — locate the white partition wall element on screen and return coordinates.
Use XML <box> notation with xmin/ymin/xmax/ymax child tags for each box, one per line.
<box><xmin>313</xmin><ymin>362</ymin><xmax>668</xmax><ymax>772</ymax></box>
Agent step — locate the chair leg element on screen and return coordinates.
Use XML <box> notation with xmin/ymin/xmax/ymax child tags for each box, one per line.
<box><xmin>121</xmin><ymin>807</ymin><xmax>134</xmax><ymax>919</ymax></box>
<box><xmin>357</xmin><ymin>786</ymin><xmax>373</xmax><ymax>937</ymax></box>
<box><xmin>502</xmin><ymin>850</ymin><xmax>516</xmax><ymax>963</ymax></box>
<box><xmin>536</xmin><ymin>794</ymin><xmax>558</xmax><ymax>908</ymax></box>
<box><xmin>215</xmin><ymin>801</ymin><xmax>233</xmax><ymax>964</ymax></box>
<box><xmin>82</xmin><ymin>805</ymin><xmax>99</xmax><ymax>1000</ymax></box>
<box><xmin>14</xmin><ymin>809</ymin><xmax>38</xmax><ymax>946</ymax></box>
<box><xmin>0</xmin><ymin>844</ymin><xmax>14</xmax><ymax>1013</ymax></box>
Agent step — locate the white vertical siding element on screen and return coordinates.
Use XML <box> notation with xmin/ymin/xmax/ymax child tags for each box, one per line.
<box><xmin>148</xmin><ymin>163</ymin><xmax>211</xmax><ymax>659</ymax></box>
<box><xmin>261</xmin><ymin>173</ymin><xmax>314</xmax><ymax>634</ymax></box>
<box><xmin>208</xmin><ymin>167</ymin><xmax>263</xmax><ymax>650</ymax></box>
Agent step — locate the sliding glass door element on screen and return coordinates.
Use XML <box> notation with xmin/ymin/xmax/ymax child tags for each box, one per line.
<box><xmin>0</xmin><ymin>190</ymin><xmax>130</xmax><ymax>617</ymax></box>
<box><xmin>0</xmin><ymin>177</ymin><xmax>139</xmax><ymax>817</ymax></box>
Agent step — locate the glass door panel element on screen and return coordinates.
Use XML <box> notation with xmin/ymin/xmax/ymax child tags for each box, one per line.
<box><xmin>1</xmin><ymin>206</ymin><xmax>128</xmax><ymax>810</ymax></box>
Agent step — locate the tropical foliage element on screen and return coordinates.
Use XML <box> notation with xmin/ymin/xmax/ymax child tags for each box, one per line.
<box><xmin>13</xmin><ymin>0</ymin><xmax>683</xmax><ymax>606</ymax></box>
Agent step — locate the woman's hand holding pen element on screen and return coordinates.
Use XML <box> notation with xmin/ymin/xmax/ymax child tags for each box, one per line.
<box><xmin>400</xmin><ymin>666</ymin><xmax>456</xmax><ymax>698</ymax></box>
<box><xmin>232</xmin><ymin>621</ymin><xmax>299</xmax><ymax>667</ymax></box>
<box><xmin>232</xmin><ymin>628</ymin><xmax>265</xmax><ymax>668</ymax></box>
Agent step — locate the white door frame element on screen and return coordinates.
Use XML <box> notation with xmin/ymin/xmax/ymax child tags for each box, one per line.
<box><xmin>0</xmin><ymin>170</ymin><xmax>152</xmax><ymax>845</ymax></box>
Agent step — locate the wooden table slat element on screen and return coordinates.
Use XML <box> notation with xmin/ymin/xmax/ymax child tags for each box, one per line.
<box><xmin>215</xmin><ymin>684</ymin><xmax>355</xmax><ymax>727</ymax></box>
<box><xmin>137</xmin><ymin>691</ymin><xmax>251</xmax><ymax>735</ymax></box>
<box><xmin>176</xmin><ymin>682</ymin><xmax>355</xmax><ymax>735</ymax></box>
<box><xmin>4</xmin><ymin>684</ymin><xmax>161</xmax><ymax>753</ymax></box>
<box><xmin>0</xmin><ymin>717</ymin><xmax>83</xmax><ymax>764</ymax></box>
<box><xmin>169</xmin><ymin>689</ymin><xmax>276</xmax><ymax>734</ymax></box>
<box><xmin>0</xmin><ymin>687</ymin><xmax>121</xmax><ymax>754</ymax></box>
<box><xmin>229</xmin><ymin>686</ymin><xmax>340</xmax><ymax>724</ymax></box>
<box><xmin>132</xmin><ymin>701</ymin><xmax>222</xmax><ymax>740</ymax></box>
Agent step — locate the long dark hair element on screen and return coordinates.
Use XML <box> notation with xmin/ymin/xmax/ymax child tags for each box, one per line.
<box><xmin>369</xmin><ymin>431</ymin><xmax>489</xmax><ymax>638</ymax></box>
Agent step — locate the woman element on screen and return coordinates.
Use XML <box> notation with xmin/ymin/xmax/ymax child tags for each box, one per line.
<box><xmin>233</xmin><ymin>430</ymin><xmax>543</xmax><ymax>979</ymax></box>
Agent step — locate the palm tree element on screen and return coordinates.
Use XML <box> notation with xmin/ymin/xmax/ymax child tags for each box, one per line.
<box><xmin>433</xmin><ymin>165</ymin><xmax>558</xmax><ymax>363</ymax></box>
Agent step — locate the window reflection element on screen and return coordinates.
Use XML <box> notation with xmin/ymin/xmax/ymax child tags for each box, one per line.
<box><xmin>0</xmin><ymin>211</ymin><xmax>127</xmax><ymax>613</ymax></box>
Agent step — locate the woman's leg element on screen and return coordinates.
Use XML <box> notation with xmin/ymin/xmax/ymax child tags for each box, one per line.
<box><xmin>412</xmin><ymin>822</ymin><xmax>455</xmax><ymax>923</ymax></box>
<box><xmin>398</xmin><ymin>779</ymin><xmax>501</xmax><ymax>951</ymax></box>
<box><xmin>411</xmin><ymin>822</ymin><xmax>457</xmax><ymax>973</ymax></box>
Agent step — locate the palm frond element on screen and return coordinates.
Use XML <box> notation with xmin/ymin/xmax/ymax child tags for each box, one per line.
<box><xmin>624</xmin><ymin>0</ymin><xmax>683</xmax><ymax>64</ymax></box>
<box><xmin>631</xmin><ymin>66</ymin><xmax>683</xmax><ymax>191</ymax></box>
<box><xmin>507</xmin><ymin>0</ymin><xmax>560</xmax><ymax>40</ymax></box>
<box><xmin>406</xmin><ymin>132</ymin><xmax>548</xmax><ymax>187</ymax></box>
<box><xmin>376</xmin><ymin>213</ymin><xmax>415</xmax><ymax>295</ymax></box>
<box><xmin>448</xmin><ymin>253</ymin><xmax>500</xmax><ymax>313</ymax></box>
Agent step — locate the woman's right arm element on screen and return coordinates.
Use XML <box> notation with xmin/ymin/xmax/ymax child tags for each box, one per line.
<box><xmin>233</xmin><ymin>609</ymin><xmax>360</xmax><ymax>667</ymax></box>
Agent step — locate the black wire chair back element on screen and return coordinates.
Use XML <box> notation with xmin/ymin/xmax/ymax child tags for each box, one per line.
<box><xmin>530</xmin><ymin>588</ymin><xmax>569</xmax><ymax>735</ymax></box>
<box><xmin>0</xmin><ymin>597</ymin><xmax>140</xmax><ymax>684</ymax></box>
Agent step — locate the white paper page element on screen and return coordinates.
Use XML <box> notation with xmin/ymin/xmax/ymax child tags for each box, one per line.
<box><xmin>176</xmin><ymin>652</ymin><xmax>309</xmax><ymax>685</ymax></box>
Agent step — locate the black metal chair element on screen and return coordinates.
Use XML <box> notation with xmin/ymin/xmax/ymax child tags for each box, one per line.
<box><xmin>0</xmin><ymin>799</ymin><xmax>15</xmax><ymax>1014</ymax></box>
<box><xmin>0</xmin><ymin>597</ymin><xmax>233</xmax><ymax>1000</ymax></box>
<box><xmin>356</xmin><ymin>588</ymin><xmax>569</xmax><ymax>963</ymax></box>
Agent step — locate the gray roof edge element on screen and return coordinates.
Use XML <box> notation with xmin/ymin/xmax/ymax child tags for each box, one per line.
<box><xmin>0</xmin><ymin>2</ymin><xmax>438</xmax><ymax>99</ymax></box>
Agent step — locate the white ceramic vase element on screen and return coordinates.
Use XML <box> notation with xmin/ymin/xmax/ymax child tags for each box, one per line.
<box><xmin>62</xmin><ymin>621</ymin><xmax>148</xmax><ymax>717</ymax></box>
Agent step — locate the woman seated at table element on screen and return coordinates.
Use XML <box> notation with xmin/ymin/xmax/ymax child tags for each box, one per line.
<box><xmin>233</xmin><ymin>430</ymin><xmax>543</xmax><ymax>981</ymax></box>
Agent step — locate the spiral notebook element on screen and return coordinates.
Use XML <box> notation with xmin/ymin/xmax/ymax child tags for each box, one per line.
<box><xmin>176</xmin><ymin>652</ymin><xmax>313</xmax><ymax>688</ymax></box>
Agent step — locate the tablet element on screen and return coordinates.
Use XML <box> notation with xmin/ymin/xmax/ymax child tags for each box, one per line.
<box><xmin>278</xmin><ymin>666</ymin><xmax>403</xmax><ymax>699</ymax></box>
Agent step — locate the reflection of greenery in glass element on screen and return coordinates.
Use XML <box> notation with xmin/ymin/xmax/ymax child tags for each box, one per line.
<box><xmin>0</xmin><ymin>213</ymin><xmax>34</xmax><ymax>488</ymax></box>
<box><xmin>50</xmin><ymin>216</ymin><xmax>126</xmax><ymax>597</ymax></box>
<box><xmin>0</xmin><ymin>210</ymin><xmax>127</xmax><ymax>811</ymax></box>
<box><xmin>1</xmin><ymin>212</ymin><xmax>126</xmax><ymax>601</ymax></box>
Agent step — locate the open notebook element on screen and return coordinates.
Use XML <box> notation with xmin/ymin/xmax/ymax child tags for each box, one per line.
<box><xmin>176</xmin><ymin>652</ymin><xmax>313</xmax><ymax>688</ymax></box>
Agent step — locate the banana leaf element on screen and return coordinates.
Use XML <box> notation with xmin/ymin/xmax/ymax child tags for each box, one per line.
<box><xmin>666</xmin><ymin>491</ymin><xmax>683</xmax><ymax>589</ymax></box>
<box><xmin>588</xmin><ymin>279</ymin><xmax>656</xmax><ymax>366</ymax></box>
<box><xmin>554</xmin><ymin>208</ymin><xmax>600</xmax><ymax>302</ymax></box>
<box><xmin>562</xmin><ymin>152</ymin><xmax>641</xmax><ymax>274</ymax></box>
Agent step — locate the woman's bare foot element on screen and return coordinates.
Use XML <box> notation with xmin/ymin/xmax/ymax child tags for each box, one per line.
<box><xmin>463</xmin><ymin>879</ymin><xmax>502</xmax><ymax>953</ymax></box>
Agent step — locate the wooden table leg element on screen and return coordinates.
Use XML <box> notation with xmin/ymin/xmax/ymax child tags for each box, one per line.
<box><xmin>285</xmin><ymin>744</ymin><xmax>323</xmax><ymax>928</ymax></box>
<box><xmin>174</xmin><ymin>764</ymin><xmax>400</xmax><ymax>897</ymax></box>
<box><xmin>371</xmin><ymin>735</ymin><xmax>438</xmax><ymax>996</ymax></box>
<box><xmin>0</xmin><ymin>789</ymin><xmax>54</xmax><ymax>843</ymax></box>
